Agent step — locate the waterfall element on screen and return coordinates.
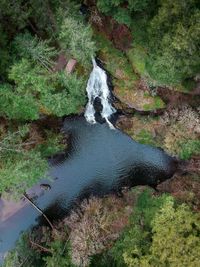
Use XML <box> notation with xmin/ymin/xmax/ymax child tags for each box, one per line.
<box><xmin>84</xmin><ymin>58</ymin><xmax>116</xmax><ymax>129</ymax></box>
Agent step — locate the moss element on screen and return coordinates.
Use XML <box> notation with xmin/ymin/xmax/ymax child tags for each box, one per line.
<box><xmin>134</xmin><ymin>129</ymin><xmax>156</xmax><ymax>146</ymax></box>
<box><xmin>94</xmin><ymin>32</ymin><xmax>138</xmax><ymax>88</ymax></box>
<box><xmin>143</xmin><ymin>96</ymin><xmax>165</xmax><ymax>111</ymax></box>
<box><xmin>126</xmin><ymin>45</ymin><xmax>147</xmax><ymax>76</ymax></box>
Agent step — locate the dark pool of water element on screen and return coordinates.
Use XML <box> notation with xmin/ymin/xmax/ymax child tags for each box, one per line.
<box><xmin>0</xmin><ymin>117</ymin><xmax>177</xmax><ymax>264</ymax></box>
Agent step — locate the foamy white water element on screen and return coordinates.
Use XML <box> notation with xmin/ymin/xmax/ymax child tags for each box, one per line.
<box><xmin>84</xmin><ymin>58</ymin><xmax>116</xmax><ymax>128</ymax></box>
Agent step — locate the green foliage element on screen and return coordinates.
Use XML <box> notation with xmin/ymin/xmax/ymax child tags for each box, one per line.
<box><xmin>109</xmin><ymin>190</ymin><xmax>170</xmax><ymax>266</ymax></box>
<box><xmin>0</xmin><ymin>83</ymin><xmax>39</xmax><ymax>120</ymax></box>
<box><xmin>0</xmin><ymin>126</ymin><xmax>48</xmax><ymax>198</ymax></box>
<box><xmin>8</xmin><ymin>58</ymin><xmax>50</xmax><ymax>94</ymax></box>
<box><xmin>43</xmin><ymin>240</ymin><xmax>75</xmax><ymax>267</ymax></box>
<box><xmin>97</xmin><ymin>1</ymin><xmax>131</xmax><ymax>26</ymax></box>
<box><xmin>36</xmin><ymin>131</ymin><xmax>65</xmax><ymax>158</ymax></box>
<box><xmin>13</xmin><ymin>33</ymin><xmax>58</xmax><ymax>70</ymax></box>
<box><xmin>97</xmin><ymin>0</ymin><xmax>123</xmax><ymax>14</ymax></box>
<box><xmin>0</xmin><ymin>123</ymin><xmax>65</xmax><ymax>198</ymax></box>
<box><xmin>127</xmin><ymin>0</ymin><xmax>152</xmax><ymax>12</ymax></box>
<box><xmin>178</xmin><ymin>139</ymin><xmax>200</xmax><ymax>160</ymax></box>
<box><xmin>97</xmin><ymin>0</ymin><xmax>154</xmax><ymax>26</ymax></box>
<box><xmin>0</xmin><ymin>59</ymin><xmax>86</xmax><ymax>120</ymax></box>
<box><xmin>3</xmin><ymin>234</ymin><xmax>41</xmax><ymax>267</ymax></box>
<box><xmin>113</xmin><ymin>8</ymin><xmax>132</xmax><ymax>27</ymax></box>
<box><xmin>0</xmin><ymin>0</ymin><xmax>30</xmax><ymax>32</ymax></box>
<box><xmin>146</xmin><ymin>0</ymin><xmax>200</xmax><ymax>85</ymax></box>
<box><xmin>124</xmin><ymin>198</ymin><xmax>200</xmax><ymax>267</ymax></box>
<box><xmin>0</xmin><ymin>26</ymin><xmax>11</xmax><ymax>79</ymax></box>
<box><xmin>126</xmin><ymin>46</ymin><xmax>147</xmax><ymax>76</ymax></box>
<box><xmin>40</xmin><ymin>71</ymin><xmax>86</xmax><ymax>117</ymax></box>
<box><xmin>98</xmin><ymin>0</ymin><xmax>200</xmax><ymax>86</ymax></box>
<box><xmin>143</xmin><ymin>95</ymin><xmax>165</xmax><ymax>111</ymax></box>
<box><xmin>59</xmin><ymin>17</ymin><xmax>96</xmax><ymax>67</ymax></box>
<box><xmin>134</xmin><ymin>129</ymin><xmax>155</xmax><ymax>146</ymax></box>
<box><xmin>3</xmin><ymin>230</ymin><xmax>74</xmax><ymax>267</ymax></box>
<box><xmin>93</xmin><ymin>191</ymin><xmax>200</xmax><ymax>267</ymax></box>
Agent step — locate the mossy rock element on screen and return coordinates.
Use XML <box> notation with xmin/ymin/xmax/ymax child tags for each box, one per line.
<box><xmin>94</xmin><ymin>32</ymin><xmax>138</xmax><ymax>87</ymax></box>
<box><xmin>94</xmin><ymin>31</ymin><xmax>165</xmax><ymax>112</ymax></box>
<box><xmin>114</xmin><ymin>86</ymin><xmax>165</xmax><ymax>111</ymax></box>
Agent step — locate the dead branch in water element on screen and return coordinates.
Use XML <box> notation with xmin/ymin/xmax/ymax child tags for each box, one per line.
<box><xmin>23</xmin><ymin>193</ymin><xmax>54</xmax><ymax>231</ymax></box>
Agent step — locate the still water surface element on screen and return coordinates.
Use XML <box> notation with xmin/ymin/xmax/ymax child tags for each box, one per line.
<box><xmin>0</xmin><ymin>116</ymin><xmax>177</xmax><ymax>263</ymax></box>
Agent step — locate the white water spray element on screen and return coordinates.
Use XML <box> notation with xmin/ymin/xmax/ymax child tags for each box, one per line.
<box><xmin>84</xmin><ymin>58</ymin><xmax>116</xmax><ymax>129</ymax></box>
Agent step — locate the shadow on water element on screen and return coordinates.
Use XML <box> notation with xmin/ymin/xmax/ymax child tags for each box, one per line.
<box><xmin>0</xmin><ymin>116</ymin><xmax>178</xmax><ymax>264</ymax></box>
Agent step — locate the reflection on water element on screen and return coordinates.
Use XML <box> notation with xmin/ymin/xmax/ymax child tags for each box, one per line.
<box><xmin>0</xmin><ymin>116</ymin><xmax>177</xmax><ymax>264</ymax></box>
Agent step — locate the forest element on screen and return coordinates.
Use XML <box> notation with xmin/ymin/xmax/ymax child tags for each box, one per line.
<box><xmin>0</xmin><ymin>0</ymin><xmax>200</xmax><ymax>266</ymax></box>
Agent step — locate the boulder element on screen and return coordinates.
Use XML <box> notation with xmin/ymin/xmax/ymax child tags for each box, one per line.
<box><xmin>65</xmin><ymin>59</ymin><xmax>77</xmax><ymax>74</ymax></box>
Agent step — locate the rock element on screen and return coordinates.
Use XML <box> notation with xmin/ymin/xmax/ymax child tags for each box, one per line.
<box><xmin>115</xmin><ymin>69</ymin><xmax>126</xmax><ymax>79</ymax></box>
<box><xmin>54</xmin><ymin>52</ymin><xmax>67</xmax><ymax>72</ymax></box>
<box><xmin>114</xmin><ymin>86</ymin><xmax>165</xmax><ymax>112</ymax></box>
<box><xmin>116</xmin><ymin>116</ymin><xmax>133</xmax><ymax>130</ymax></box>
<box><xmin>65</xmin><ymin>59</ymin><xmax>77</xmax><ymax>74</ymax></box>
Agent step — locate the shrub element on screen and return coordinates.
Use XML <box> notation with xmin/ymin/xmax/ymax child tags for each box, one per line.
<box><xmin>65</xmin><ymin>195</ymin><xmax>132</xmax><ymax>267</ymax></box>
<box><xmin>43</xmin><ymin>239</ymin><xmax>75</xmax><ymax>267</ymax></box>
<box><xmin>124</xmin><ymin>198</ymin><xmax>200</xmax><ymax>267</ymax></box>
<box><xmin>2</xmin><ymin>234</ymin><xmax>41</xmax><ymax>267</ymax></box>
<box><xmin>110</xmin><ymin>190</ymin><xmax>169</xmax><ymax>266</ymax></box>
<box><xmin>178</xmin><ymin>139</ymin><xmax>200</xmax><ymax>160</ymax></box>
<box><xmin>134</xmin><ymin>129</ymin><xmax>155</xmax><ymax>146</ymax></box>
<box><xmin>3</xmin><ymin>232</ymin><xmax>74</xmax><ymax>267</ymax></box>
<box><xmin>96</xmin><ymin>191</ymin><xmax>200</xmax><ymax>267</ymax></box>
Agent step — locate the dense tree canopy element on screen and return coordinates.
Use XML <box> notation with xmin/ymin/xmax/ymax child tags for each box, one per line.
<box><xmin>0</xmin><ymin>1</ymin><xmax>200</xmax><ymax>266</ymax></box>
<box><xmin>97</xmin><ymin>0</ymin><xmax>200</xmax><ymax>86</ymax></box>
<box><xmin>0</xmin><ymin>0</ymin><xmax>96</xmax><ymax>196</ymax></box>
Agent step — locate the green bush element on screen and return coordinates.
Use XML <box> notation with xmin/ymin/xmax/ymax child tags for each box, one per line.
<box><xmin>43</xmin><ymin>239</ymin><xmax>75</xmax><ymax>267</ymax></box>
<box><xmin>92</xmin><ymin>190</ymin><xmax>200</xmax><ymax>267</ymax></box>
<box><xmin>3</xmin><ymin>231</ymin><xmax>74</xmax><ymax>267</ymax></box>
<box><xmin>0</xmin><ymin>83</ymin><xmax>39</xmax><ymax>120</ymax></box>
<box><xmin>110</xmin><ymin>190</ymin><xmax>169</xmax><ymax>266</ymax></box>
<box><xmin>2</xmin><ymin>227</ymin><xmax>75</xmax><ymax>267</ymax></box>
<box><xmin>124</xmin><ymin>198</ymin><xmax>200</xmax><ymax>267</ymax></box>
<box><xmin>3</xmin><ymin>234</ymin><xmax>41</xmax><ymax>267</ymax></box>
<box><xmin>134</xmin><ymin>129</ymin><xmax>155</xmax><ymax>146</ymax></box>
<box><xmin>179</xmin><ymin>139</ymin><xmax>200</xmax><ymax>160</ymax></box>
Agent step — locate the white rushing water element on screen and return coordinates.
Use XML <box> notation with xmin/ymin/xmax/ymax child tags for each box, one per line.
<box><xmin>84</xmin><ymin>58</ymin><xmax>116</xmax><ymax>129</ymax></box>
